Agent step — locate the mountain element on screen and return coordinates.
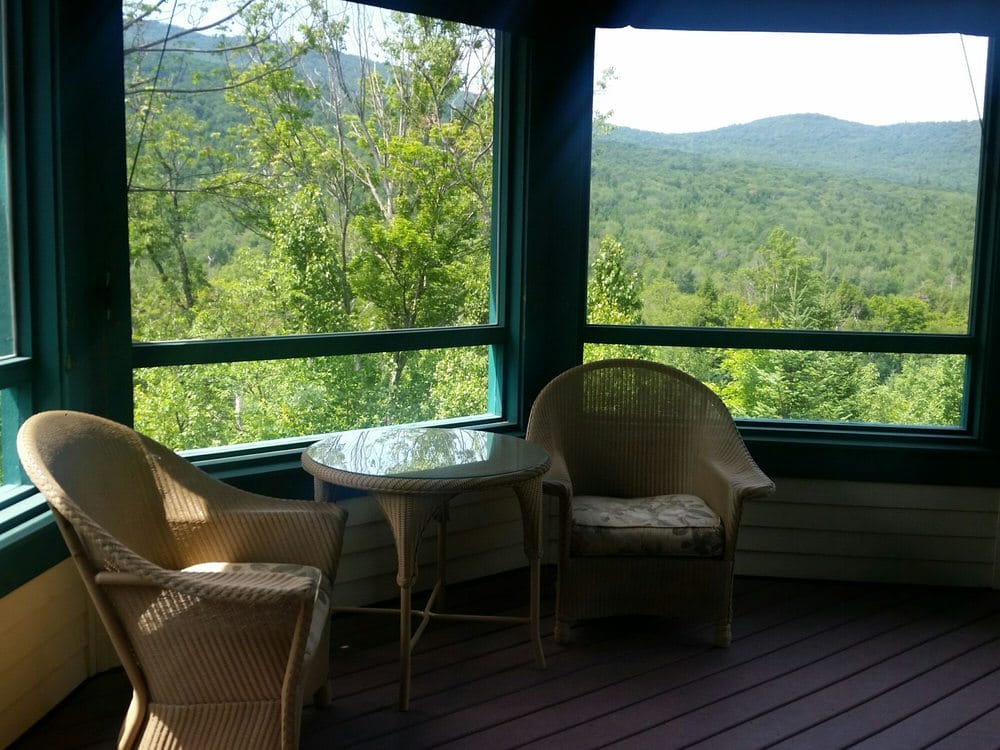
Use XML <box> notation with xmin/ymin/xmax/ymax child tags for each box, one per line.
<box><xmin>123</xmin><ymin>21</ymin><xmax>978</xmax><ymax>308</ymax></box>
<box><xmin>597</xmin><ymin>114</ymin><xmax>982</xmax><ymax>194</ymax></box>
<box><xmin>590</xmin><ymin>126</ymin><xmax>977</xmax><ymax>304</ymax></box>
<box><xmin>124</xmin><ymin>18</ymin><xmax>377</xmax><ymax>145</ymax></box>
<box><xmin>126</xmin><ymin>18</ymin><xmax>375</xmax><ymax>94</ymax></box>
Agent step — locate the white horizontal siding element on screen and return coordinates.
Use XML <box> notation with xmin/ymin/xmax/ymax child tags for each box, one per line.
<box><xmin>333</xmin><ymin>478</ymin><xmax>1000</xmax><ymax>605</ymax></box>
<box><xmin>0</xmin><ymin>561</ymin><xmax>90</xmax><ymax>749</ymax></box>
<box><xmin>331</xmin><ymin>486</ymin><xmax>550</xmax><ymax>607</ymax></box>
<box><xmin>736</xmin><ymin>478</ymin><xmax>1000</xmax><ymax>588</ymax></box>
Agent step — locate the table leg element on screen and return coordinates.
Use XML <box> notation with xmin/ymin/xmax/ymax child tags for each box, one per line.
<box><xmin>513</xmin><ymin>477</ymin><xmax>546</xmax><ymax>669</ymax></box>
<box><xmin>399</xmin><ymin>584</ymin><xmax>412</xmax><ymax>711</ymax></box>
<box><xmin>435</xmin><ymin>504</ymin><xmax>449</xmax><ymax>611</ymax></box>
<box><xmin>529</xmin><ymin>557</ymin><xmax>545</xmax><ymax>667</ymax></box>
<box><xmin>372</xmin><ymin>491</ymin><xmax>447</xmax><ymax>711</ymax></box>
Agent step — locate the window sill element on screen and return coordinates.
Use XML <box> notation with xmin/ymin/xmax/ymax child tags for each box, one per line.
<box><xmin>0</xmin><ymin>508</ymin><xmax>65</xmax><ymax>597</ymax></box>
<box><xmin>744</xmin><ymin>429</ymin><xmax>998</xmax><ymax>485</ymax></box>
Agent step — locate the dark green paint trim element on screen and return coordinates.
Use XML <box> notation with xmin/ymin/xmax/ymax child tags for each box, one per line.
<box><xmin>966</xmin><ymin>37</ymin><xmax>1000</xmax><ymax>449</ymax></box>
<box><xmin>0</xmin><ymin>481</ymin><xmax>35</xmax><ymax>509</ymax></box>
<box><xmin>52</xmin><ymin>0</ymin><xmax>133</xmax><ymax>422</ymax></box>
<box><xmin>515</xmin><ymin>27</ymin><xmax>593</xmax><ymax>423</ymax></box>
<box><xmin>485</xmin><ymin>33</ymin><xmax>507</xmax><ymax>417</ymax></box>
<box><xmin>0</xmin><ymin>1</ymin><xmax>12</xmax><ymax>361</ymax></box>
<box><xmin>584</xmin><ymin>325</ymin><xmax>975</xmax><ymax>355</ymax></box>
<box><xmin>0</xmin><ymin>490</ymin><xmax>46</xmax><ymax>534</ymax></box>
<box><xmin>495</xmin><ymin>30</ymin><xmax>527</xmax><ymax>425</ymax></box>
<box><xmin>0</xmin><ymin>356</ymin><xmax>30</xmax><ymax>387</ymax></box>
<box><xmin>747</xmin><ymin>438</ymin><xmax>999</xmax><ymax>487</ymax></box>
<box><xmin>0</xmin><ymin>511</ymin><xmax>67</xmax><ymax>598</ymax></box>
<box><xmin>7</xmin><ymin>0</ymin><xmax>61</xmax><ymax>414</ymax></box>
<box><xmin>132</xmin><ymin>325</ymin><xmax>505</xmax><ymax>368</ymax></box>
<box><xmin>375</xmin><ymin>0</ymin><xmax>1000</xmax><ymax>36</ymax></box>
<box><xmin>740</xmin><ymin>419</ymin><xmax>971</xmax><ymax>441</ymax></box>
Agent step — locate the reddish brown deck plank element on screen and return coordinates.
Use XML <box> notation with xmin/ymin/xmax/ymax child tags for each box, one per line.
<box><xmin>349</xmin><ymin>582</ymin><xmax>902</xmax><ymax>749</ymax></box>
<box><xmin>593</xmin><ymin>593</ymin><xmax>999</xmax><ymax>750</ymax></box>
<box><xmin>10</xmin><ymin>574</ymin><xmax>1000</xmax><ymax>750</ymax></box>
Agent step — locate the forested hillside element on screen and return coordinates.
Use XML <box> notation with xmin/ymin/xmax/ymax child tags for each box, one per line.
<box><xmin>603</xmin><ymin>114</ymin><xmax>981</xmax><ymax>193</ymax></box>
<box><xmin>591</xmin><ymin>125</ymin><xmax>976</xmax><ymax>329</ymax></box>
<box><xmin>123</xmin><ymin>2</ymin><xmax>979</xmax><ymax>446</ymax></box>
<box><xmin>588</xmin><ymin>115</ymin><xmax>977</xmax><ymax>427</ymax></box>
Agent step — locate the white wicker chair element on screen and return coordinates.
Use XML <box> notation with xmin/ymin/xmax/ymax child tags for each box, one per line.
<box><xmin>527</xmin><ymin>360</ymin><xmax>774</xmax><ymax>646</ymax></box>
<box><xmin>17</xmin><ymin>410</ymin><xmax>347</xmax><ymax>750</ymax></box>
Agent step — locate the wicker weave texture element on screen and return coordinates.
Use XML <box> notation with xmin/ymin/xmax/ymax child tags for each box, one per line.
<box><xmin>17</xmin><ymin>411</ymin><xmax>347</xmax><ymax>750</ymax></box>
<box><xmin>526</xmin><ymin>360</ymin><xmax>774</xmax><ymax>644</ymax></box>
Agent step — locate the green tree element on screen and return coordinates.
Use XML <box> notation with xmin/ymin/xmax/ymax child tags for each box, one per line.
<box><xmin>716</xmin><ymin>228</ymin><xmax>880</xmax><ymax>421</ymax></box>
<box><xmin>866</xmin><ymin>355</ymin><xmax>965</xmax><ymax>426</ymax></box>
<box><xmin>585</xmin><ymin>236</ymin><xmax>651</xmax><ymax>362</ymax></box>
<box><xmin>738</xmin><ymin>227</ymin><xmax>832</xmax><ymax>329</ymax></box>
<box><xmin>588</xmin><ymin>235</ymin><xmax>644</xmax><ymax>325</ymax></box>
<box><xmin>866</xmin><ymin>294</ymin><xmax>931</xmax><ymax>333</ymax></box>
<box><xmin>127</xmin><ymin>1</ymin><xmax>498</xmax><ymax>448</ymax></box>
<box><xmin>719</xmin><ymin>348</ymin><xmax>879</xmax><ymax>421</ymax></box>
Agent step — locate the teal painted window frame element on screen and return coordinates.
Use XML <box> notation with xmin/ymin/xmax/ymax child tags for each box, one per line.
<box><xmin>129</xmin><ymin>7</ymin><xmax>515</xmax><ymax>443</ymax></box>
<box><xmin>0</xmin><ymin>0</ymin><xmax>61</xmax><ymax>595</ymax></box>
<box><xmin>1</xmin><ymin>0</ymin><xmax>136</xmax><ymax>596</ymax></box>
<box><xmin>580</xmin><ymin>34</ymin><xmax>1000</xmax><ymax>485</ymax></box>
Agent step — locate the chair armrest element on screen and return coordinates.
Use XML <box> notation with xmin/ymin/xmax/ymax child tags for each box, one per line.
<box><xmin>97</xmin><ymin>565</ymin><xmax>318</xmax><ymax>606</ymax></box>
<box><xmin>536</xmin><ymin>451</ymin><xmax>576</xmax><ymax>555</ymax></box>
<box><xmin>167</xmin><ymin>488</ymin><xmax>348</xmax><ymax>579</ymax></box>
<box><xmin>540</xmin><ymin>450</ymin><xmax>573</xmax><ymax>501</ymax></box>
<box><xmin>706</xmin><ymin>456</ymin><xmax>774</xmax><ymax>502</ymax></box>
<box><xmin>145</xmin><ymin>444</ymin><xmax>347</xmax><ymax>575</ymax></box>
<box><xmin>691</xmin><ymin>454</ymin><xmax>774</xmax><ymax>557</ymax></box>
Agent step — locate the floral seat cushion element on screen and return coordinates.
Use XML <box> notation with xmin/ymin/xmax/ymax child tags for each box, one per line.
<box><xmin>570</xmin><ymin>494</ymin><xmax>724</xmax><ymax>557</ymax></box>
<box><xmin>183</xmin><ymin>561</ymin><xmax>331</xmax><ymax>659</ymax></box>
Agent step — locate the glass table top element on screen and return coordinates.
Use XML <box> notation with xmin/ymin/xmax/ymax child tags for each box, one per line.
<box><xmin>305</xmin><ymin>426</ymin><xmax>549</xmax><ymax>481</ymax></box>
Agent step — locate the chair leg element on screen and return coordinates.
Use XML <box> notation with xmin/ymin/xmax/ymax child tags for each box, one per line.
<box><xmin>553</xmin><ymin>619</ymin><xmax>571</xmax><ymax>644</ymax></box>
<box><xmin>119</xmin><ymin>690</ymin><xmax>146</xmax><ymax>749</ymax></box>
<box><xmin>715</xmin><ymin>622</ymin><xmax>732</xmax><ymax>648</ymax></box>
<box><xmin>313</xmin><ymin>681</ymin><xmax>332</xmax><ymax>708</ymax></box>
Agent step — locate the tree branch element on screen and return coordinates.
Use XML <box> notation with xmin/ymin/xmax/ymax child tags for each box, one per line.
<box><xmin>128</xmin><ymin>59</ymin><xmax>296</xmax><ymax>96</ymax></box>
<box><xmin>125</xmin><ymin>37</ymin><xmax>266</xmax><ymax>57</ymax></box>
<box><xmin>124</xmin><ymin>0</ymin><xmax>257</xmax><ymax>55</ymax></box>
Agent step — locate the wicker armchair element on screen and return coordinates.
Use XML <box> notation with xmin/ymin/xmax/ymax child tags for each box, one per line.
<box><xmin>526</xmin><ymin>360</ymin><xmax>774</xmax><ymax>646</ymax></box>
<box><xmin>16</xmin><ymin>411</ymin><xmax>348</xmax><ymax>750</ymax></box>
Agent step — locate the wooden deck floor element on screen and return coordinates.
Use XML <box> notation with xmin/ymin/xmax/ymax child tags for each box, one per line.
<box><xmin>11</xmin><ymin>569</ymin><xmax>1000</xmax><ymax>749</ymax></box>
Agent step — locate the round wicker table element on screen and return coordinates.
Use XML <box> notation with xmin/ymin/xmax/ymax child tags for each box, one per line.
<box><xmin>302</xmin><ymin>426</ymin><xmax>551</xmax><ymax>711</ymax></box>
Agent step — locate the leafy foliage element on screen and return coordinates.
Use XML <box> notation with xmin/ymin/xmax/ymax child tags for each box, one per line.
<box><xmin>125</xmin><ymin>2</ymin><xmax>977</xmax><ymax>446</ymax></box>
<box><xmin>126</xmin><ymin>1</ymin><xmax>494</xmax><ymax>448</ymax></box>
<box><xmin>605</xmin><ymin>114</ymin><xmax>982</xmax><ymax>194</ymax></box>
<box><xmin>589</xmin><ymin>228</ymin><xmax>968</xmax><ymax>427</ymax></box>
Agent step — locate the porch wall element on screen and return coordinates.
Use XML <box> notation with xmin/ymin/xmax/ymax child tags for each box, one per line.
<box><xmin>738</xmin><ymin>479</ymin><xmax>1000</xmax><ymax>588</ymax></box>
<box><xmin>2</xmin><ymin>478</ymin><xmax>999</xmax><ymax>748</ymax></box>
<box><xmin>0</xmin><ymin>561</ymin><xmax>90</xmax><ymax>748</ymax></box>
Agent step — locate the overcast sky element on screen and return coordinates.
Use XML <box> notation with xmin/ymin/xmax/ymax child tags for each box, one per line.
<box><xmin>593</xmin><ymin>30</ymin><xmax>989</xmax><ymax>134</ymax></box>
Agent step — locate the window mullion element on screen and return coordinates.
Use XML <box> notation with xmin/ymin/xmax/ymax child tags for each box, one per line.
<box><xmin>584</xmin><ymin>324</ymin><xmax>975</xmax><ymax>355</ymax></box>
<box><xmin>132</xmin><ymin>325</ymin><xmax>506</xmax><ymax>369</ymax></box>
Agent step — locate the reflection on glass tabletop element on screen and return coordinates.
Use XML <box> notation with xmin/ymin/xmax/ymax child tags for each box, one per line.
<box><xmin>305</xmin><ymin>426</ymin><xmax>549</xmax><ymax>481</ymax></box>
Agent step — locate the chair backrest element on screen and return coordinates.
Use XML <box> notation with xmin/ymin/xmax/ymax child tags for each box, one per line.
<box><xmin>527</xmin><ymin>359</ymin><xmax>744</xmax><ymax>497</ymax></box>
<box><xmin>17</xmin><ymin>410</ymin><xmax>183</xmax><ymax>570</ymax></box>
